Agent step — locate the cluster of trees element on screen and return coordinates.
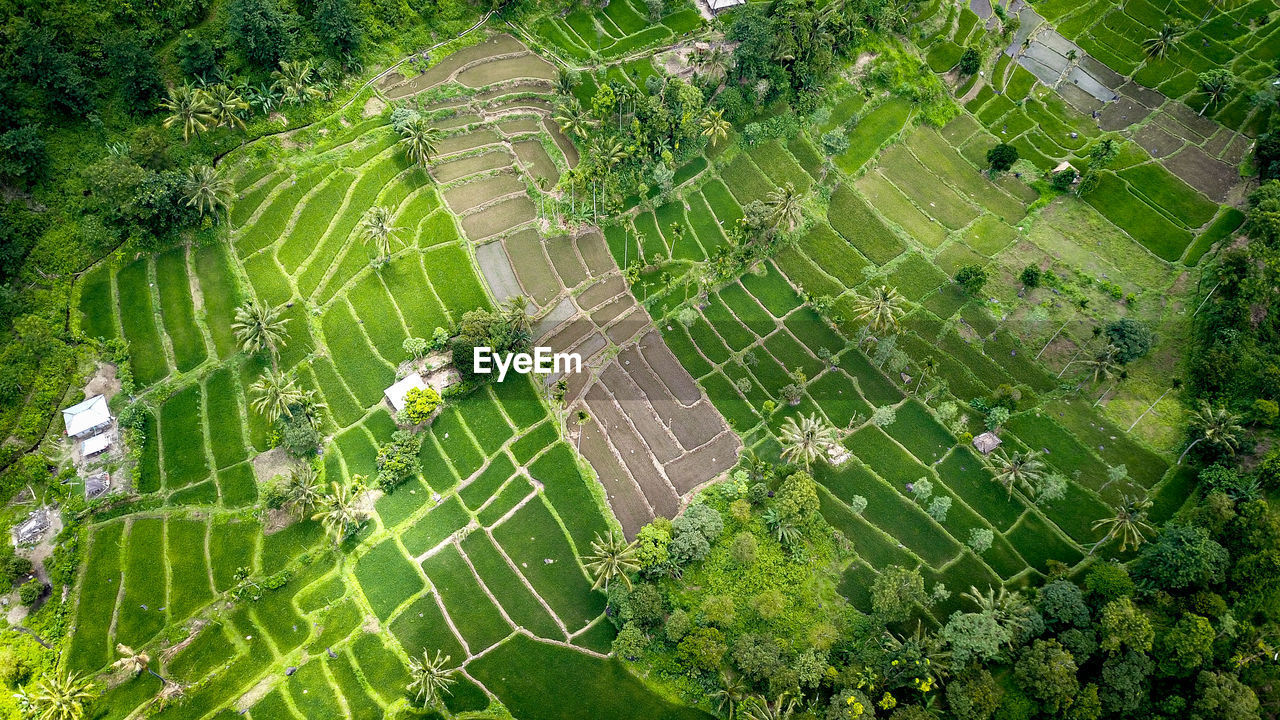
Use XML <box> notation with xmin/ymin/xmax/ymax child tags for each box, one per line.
<box><xmin>591</xmin><ymin>438</ymin><xmax>1280</xmax><ymax>719</ymax></box>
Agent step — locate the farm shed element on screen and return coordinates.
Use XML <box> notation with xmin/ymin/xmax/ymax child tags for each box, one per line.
<box><xmin>62</xmin><ymin>395</ymin><xmax>111</xmax><ymax>439</ymax></box>
<box><xmin>85</xmin><ymin>473</ymin><xmax>110</xmax><ymax>499</ymax></box>
<box><xmin>384</xmin><ymin>373</ymin><xmax>428</xmax><ymax>413</ymax></box>
<box><xmin>972</xmin><ymin>431</ymin><xmax>1002</xmax><ymax>454</ymax></box>
<box><xmin>82</xmin><ymin>434</ymin><xmax>111</xmax><ymax>457</ymax></box>
<box><xmin>13</xmin><ymin>510</ymin><xmax>50</xmax><ymax>545</ymax></box>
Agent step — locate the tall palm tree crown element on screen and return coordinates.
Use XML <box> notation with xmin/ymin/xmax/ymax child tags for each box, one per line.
<box><xmin>284</xmin><ymin>464</ymin><xmax>323</xmax><ymax>519</ymax></box>
<box><xmin>231</xmin><ymin>299</ymin><xmax>289</xmax><ymax>357</ymax></box>
<box><xmin>161</xmin><ymin>85</ymin><xmax>213</xmax><ymax>142</ymax></box>
<box><xmin>249</xmin><ymin>369</ymin><xmax>304</xmax><ymax>423</ymax></box>
<box><xmin>183</xmin><ymin>165</ymin><xmax>233</xmax><ymax>220</ymax></box>
<box><xmin>765</xmin><ymin>182</ymin><xmax>803</xmax><ymax>234</ymax></box>
<box><xmin>313</xmin><ymin>481</ymin><xmax>366</xmax><ymax>544</ymax></box>
<box><xmin>360</xmin><ymin>206</ymin><xmax>402</xmax><ymax>261</ymax></box>
<box><xmin>982</xmin><ymin>449</ymin><xmax>1047</xmax><ymax>499</ymax></box>
<box><xmin>701</xmin><ymin>109</ymin><xmax>731</xmax><ymax>147</ymax></box>
<box><xmin>272</xmin><ymin>60</ymin><xmax>322</xmax><ymax>105</ymax></box>
<box><xmin>406</xmin><ymin>650</ymin><xmax>456</xmax><ymax>706</ymax></box>
<box><xmin>399</xmin><ymin>116</ymin><xmax>441</xmax><ymax>167</ymax></box>
<box><xmin>582</xmin><ymin>531</ymin><xmax>640</xmax><ymax>590</ymax></box>
<box><xmin>779</xmin><ymin>413</ymin><xmax>838</xmax><ymax>470</ymax></box>
<box><xmin>29</xmin><ymin>668</ymin><xmax>95</xmax><ymax>720</ymax></box>
<box><xmin>204</xmin><ymin>84</ymin><xmax>249</xmax><ymax>130</ymax></box>
<box><xmin>1092</xmin><ymin>494</ymin><xmax>1154</xmax><ymax>553</ymax></box>
<box><xmin>850</xmin><ymin>285</ymin><xmax>906</xmax><ymax>334</ymax></box>
<box><xmin>1143</xmin><ymin>23</ymin><xmax>1183</xmax><ymax>58</ymax></box>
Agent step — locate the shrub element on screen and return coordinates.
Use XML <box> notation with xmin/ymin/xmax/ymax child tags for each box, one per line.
<box><xmin>403</xmin><ymin>337</ymin><xmax>429</xmax><ymax>358</ymax></box>
<box><xmin>665</xmin><ymin>609</ymin><xmax>691</xmax><ymax>643</ymax></box>
<box><xmin>957</xmin><ymin>48</ymin><xmax>981</xmax><ymax>76</ymax></box>
<box><xmin>849</xmin><ymin>495</ymin><xmax>867</xmax><ymax>515</ymax></box>
<box><xmin>730</xmin><ymin>531</ymin><xmax>758</xmax><ymax>566</ymax></box>
<box><xmin>1051</xmin><ymin>168</ymin><xmax>1078</xmax><ymax>191</ymax></box>
<box><xmin>375</xmin><ymin>430</ymin><xmax>423</xmax><ymax>492</ymax></box>
<box><xmin>613</xmin><ymin>622</ymin><xmax>646</xmax><ymax>661</ymax></box>
<box><xmin>1104</xmin><ymin>318</ymin><xmax>1154</xmax><ymax>364</ymax></box>
<box><xmin>927</xmin><ymin>496</ymin><xmax>952</xmax><ymax>522</ymax></box>
<box><xmin>1020</xmin><ymin>265</ymin><xmax>1042</xmax><ymax>288</ymax></box>
<box><xmin>398</xmin><ymin>386</ymin><xmax>442</xmax><ymax>425</ymax></box>
<box><xmin>987</xmin><ymin>143</ymin><xmax>1019</xmax><ymax>172</ymax></box>
<box><xmin>955</xmin><ymin>264</ymin><xmax>989</xmax><ymax>295</ymax></box>
<box><xmin>821</xmin><ymin>129</ymin><xmax>850</xmax><ymax>155</ymax></box>
<box><xmin>968</xmin><ymin>528</ymin><xmax>993</xmax><ymax>553</ymax></box>
<box><xmin>18</xmin><ymin>579</ymin><xmax>42</xmax><ymax>606</ymax></box>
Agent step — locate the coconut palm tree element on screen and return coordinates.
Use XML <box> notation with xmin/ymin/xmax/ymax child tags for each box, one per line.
<box><xmin>1178</xmin><ymin>401</ymin><xmax>1245</xmax><ymax>463</ymax></box>
<box><xmin>1061</xmin><ymin>344</ymin><xmax>1121</xmax><ymax>384</ymax></box>
<box><xmin>698</xmin><ymin>47</ymin><xmax>731</xmax><ymax>83</ymax></box>
<box><xmin>713</xmin><ymin>671</ymin><xmax>748</xmax><ymax>719</ymax></box>
<box><xmin>1091</xmin><ymin>494</ymin><xmax>1154</xmax><ymax>554</ymax></box>
<box><xmin>779</xmin><ymin>413</ymin><xmax>838</xmax><ymax>470</ymax></box>
<box><xmin>1196</xmin><ymin>69</ymin><xmax>1236</xmax><ymax>116</ymax></box>
<box><xmin>701</xmin><ymin>109</ymin><xmax>731</xmax><ymax>147</ymax></box>
<box><xmin>204</xmin><ymin>84</ymin><xmax>249</xmax><ymax>130</ymax></box>
<box><xmin>961</xmin><ymin>585</ymin><xmax>1032</xmax><ymax>638</ymax></box>
<box><xmin>359</xmin><ymin>205</ymin><xmax>402</xmax><ymax>262</ymax></box>
<box><xmin>183</xmin><ymin>165</ymin><xmax>233</xmax><ymax>220</ymax></box>
<box><xmin>582</xmin><ymin>531</ymin><xmax>640</xmax><ymax>590</ymax></box>
<box><xmin>553</xmin><ymin>100</ymin><xmax>595</xmax><ymax>139</ymax></box>
<box><xmin>232</xmin><ymin>299</ymin><xmax>290</xmax><ymax>359</ymax></box>
<box><xmin>406</xmin><ymin>650</ymin><xmax>455</xmax><ymax>706</ymax></box>
<box><xmin>272</xmin><ymin>60</ymin><xmax>322</xmax><ymax>105</ymax></box>
<box><xmin>742</xmin><ymin>693</ymin><xmax>797</xmax><ymax>720</ymax></box>
<box><xmin>1142</xmin><ymin>23</ymin><xmax>1183</xmax><ymax>59</ymax></box>
<box><xmin>28</xmin><ymin>668</ymin><xmax>95</xmax><ymax>720</ymax></box>
<box><xmin>284</xmin><ymin>464</ymin><xmax>322</xmax><ymax>519</ymax></box>
<box><xmin>593</xmin><ymin>137</ymin><xmax>627</xmax><ymax>168</ymax></box>
<box><xmin>249</xmin><ymin>369</ymin><xmax>304</xmax><ymax>423</ymax></box>
<box><xmin>313</xmin><ymin>481</ymin><xmax>366</xmax><ymax>544</ymax></box>
<box><xmin>399</xmin><ymin>116</ymin><xmax>441</xmax><ymax>167</ymax></box>
<box><xmin>982</xmin><ymin>449</ymin><xmax>1046</xmax><ymax>500</ymax></box>
<box><xmin>160</xmin><ymin>85</ymin><xmax>213</xmax><ymax>142</ymax></box>
<box><xmin>765</xmin><ymin>183</ymin><xmax>803</xmax><ymax>234</ymax></box>
<box><xmin>850</xmin><ymin>285</ymin><xmax>906</xmax><ymax>334</ymax></box>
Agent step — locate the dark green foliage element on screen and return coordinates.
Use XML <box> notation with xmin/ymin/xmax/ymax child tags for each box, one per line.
<box><xmin>958</xmin><ymin>47</ymin><xmax>981</xmax><ymax>76</ymax></box>
<box><xmin>1134</xmin><ymin>524</ymin><xmax>1228</xmax><ymax>592</ymax></box>
<box><xmin>1104</xmin><ymin>318</ymin><xmax>1154</xmax><ymax>364</ymax></box>
<box><xmin>987</xmin><ymin>143</ymin><xmax>1019</xmax><ymax>172</ymax></box>
<box><xmin>0</xmin><ymin>126</ymin><xmax>46</xmax><ymax>188</ymax></box>
<box><xmin>954</xmin><ymin>264</ymin><xmax>989</xmax><ymax>295</ymax></box>
<box><xmin>227</xmin><ymin>0</ymin><xmax>296</xmax><ymax>69</ymax></box>
<box><xmin>312</xmin><ymin>0</ymin><xmax>364</xmax><ymax>56</ymax></box>
<box><xmin>1019</xmin><ymin>265</ymin><xmax>1041</xmax><ymax>288</ymax></box>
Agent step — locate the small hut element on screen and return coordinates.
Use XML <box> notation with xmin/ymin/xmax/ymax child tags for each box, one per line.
<box><xmin>82</xmin><ymin>434</ymin><xmax>111</xmax><ymax>457</ymax></box>
<box><xmin>972</xmin><ymin>431</ymin><xmax>1003</xmax><ymax>455</ymax></box>
<box><xmin>85</xmin><ymin>473</ymin><xmax>110</xmax><ymax>500</ymax></box>
<box><xmin>384</xmin><ymin>373</ymin><xmax>428</xmax><ymax>413</ymax></box>
<box><xmin>62</xmin><ymin>395</ymin><xmax>112</xmax><ymax>439</ymax></box>
<box><xmin>13</xmin><ymin>510</ymin><xmax>50</xmax><ymax>545</ymax></box>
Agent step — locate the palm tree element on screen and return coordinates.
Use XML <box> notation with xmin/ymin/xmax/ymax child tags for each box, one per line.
<box><xmin>961</xmin><ymin>585</ymin><xmax>1032</xmax><ymax>638</ymax></box>
<box><xmin>779</xmin><ymin>413</ymin><xmax>837</xmax><ymax>470</ymax></box>
<box><xmin>406</xmin><ymin>650</ymin><xmax>456</xmax><ymax>706</ymax></box>
<box><xmin>313</xmin><ymin>481</ymin><xmax>366</xmax><ymax>544</ymax></box>
<box><xmin>160</xmin><ymin>85</ymin><xmax>212</xmax><ymax>142</ymax></box>
<box><xmin>1091</xmin><ymin>494</ymin><xmax>1154</xmax><ymax>554</ymax></box>
<box><xmin>698</xmin><ymin>47</ymin><xmax>730</xmax><ymax>83</ymax></box>
<box><xmin>701</xmin><ymin>109</ymin><xmax>731</xmax><ymax>147</ymax></box>
<box><xmin>1142</xmin><ymin>23</ymin><xmax>1183</xmax><ymax>59</ymax></box>
<box><xmin>982</xmin><ymin>449</ymin><xmax>1046</xmax><ymax>500</ymax></box>
<box><xmin>183</xmin><ymin>165</ymin><xmax>233</xmax><ymax>220</ymax></box>
<box><xmin>232</xmin><ymin>299</ymin><xmax>289</xmax><ymax>359</ymax></box>
<box><xmin>553</xmin><ymin>100</ymin><xmax>595</xmax><ymax>138</ymax></box>
<box><xmin>284</xmin><ymin>464</ymin><xmax>322</xmax><ymax>519</ymax></box>
<box><xmin>850</xmin><ymin>285</ymin><xmax>906</xmax><ymax>334</ymax></box>
<box><xmin>742</xmin><ymin>694</ymin><xmax>797</xmax><ymax>720</ymax></box>
<box><xmin>111</xmin><ymin>644</ymin><xmax>151</xmax><ymax>677</ymax></box>
<box><xmin>713</xmin><ymin>671</ymin><xmax>748</xmax><ymax>719</ymax></box>
<box><xmin>593</xmin><ymin>137</ymin><xmax>627</xmax><ymax>168</ymax></box>
<box><xmin>765</xmin><ymin>183</ymin><xmax>803</xmax><ymax>234</ymax></box>
<box><xmin>249</xmin><ymin>369</ymin><xmax>304</xmax><ymax>423</ymax></box>
<box><xmin>359</xmin><ymin>206</ymin><xmax>402</xmax><ymax>262</ymax></box>
<box><xmin>29</xmin><ymin>668</ymin><xmax>95</xmax><ymax>720</ymax></box>
<box><xmin>204</xmin><ymin>84</ymin><xmax>249</xmax><ymax>130</ymax></box>
<box><xmin>1197</xmin><ymin>69</ymin><xmax>1236</xmax><ymax>116</ymax></box>
<box><xmin>1178</xmin><ymin>401</ymin><xmax>1245</xmax><ymax>463</ymax></box>
<box><xmin>272</xmin><ymin>60</ymin><xmax>322</xmax><ymax>105</ymax></box>
<box><xmin>582</xmin><ymin>531</ymin><xmax>640</xmax><ymax>590</ymax></box>
<box><xmin>399</xmin><ymin>116</ymin><xmax>441</xmax><ymax>167</ymax></box>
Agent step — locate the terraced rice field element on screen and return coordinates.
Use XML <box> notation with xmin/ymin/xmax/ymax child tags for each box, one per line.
<box><xmin>69</xmin><ymin>32</ymin><xmax>725</xmax><ymax>720</ymax></box>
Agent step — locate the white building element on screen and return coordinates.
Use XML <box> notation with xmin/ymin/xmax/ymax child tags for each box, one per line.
<box><xmin>82</xmin><ymin>434</ymin><xmax>111</xmax><ymax>457</ymax></box>
<box><xmin>707</xmin><ymin>0</ymin><xmax>744</xmax><ymax>10</ymax></box>
<box><xmin>384</xmin><ymin>373</ymin><xmax>428</xmax><ymax>413</ymax></box>
<box><xmin>62</xmin><ymin>395</ymin><xmax>112</xmax><ymax>439</ymax></box>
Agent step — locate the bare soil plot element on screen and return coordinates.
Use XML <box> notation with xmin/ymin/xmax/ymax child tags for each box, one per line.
<box><xmin>513</xmin><ymin>140</ymin><xmax>560</xmax><ymax>185</ymax></box>
<box><xmin>431</xmin><ymin>149</ymin><xmax>514</xmax><ymax>183</ymax></box>
<box><xmin>576</xmin><ymin>419</ymin><xmax>654</xmax><ymax>538</ymax></box>
<box><xmin>545</xmin><ymin>236</ymin><xmax>589</xmax><ymax>288</ymax></box>
<box><xmin>456</xmin><ymin>54</ymin><xmax>557</xmax><ymax>88</ymax></box>
<box><xmin>1164</xmin><ymin>145</ymin><xmax>1239</xmax><ymax>203</ymax></box>
<box><xmin>443</xmin><ymin>173</ymin><xmax>527</xmax><ymax>213</ymax></box>
<box><xmin>503</xmin><ymin>229</ymin><xmax>562</xmax><ymax>306</ymax></box>
<box><xmin>460</xmin><ymin>195</ymin><xmax>537</xmax><ymax>240</ymax></box>
<box><xmin>476</xmin><ymin>241</ymin><xmax>526</xmax><ymax>305</ymax></box>
<box><xmin>436</xmin><ymin>128</ymin><xmax>503</xmax><ymax>157</ymax></box>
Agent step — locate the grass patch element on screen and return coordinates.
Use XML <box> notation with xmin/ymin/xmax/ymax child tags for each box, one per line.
<box><xmin>116</xmin><ymin>259</ymin><xmax>169</xmax><ymax>386</ymax></box>
<box><xmin>422</xmin><ymin>543</ymin><xmax>513</xmax><ymax>650</ymax></box>
<box><xmin>460</xmin><ymin>531</ymin><xmax>563</xmax><ymax>639</ymax></box>
<box><xmin>160</xmin><ymin>385</ymin><xmax>209</xmax><ymax>489</ymax></box>
<box><xmin>402</xmin><ymin>495</ymin><xmax>471</xmax><ymax>555</ymax></box>
<box><xmin>356</xmin><ymin>539</ymin><xmax>425</xmax><ymax>620</ymax></box>
<box><xmin>828</xmin><ymin>184</ymin><xmax>905</xmax><ymax>264</ymax></box>
<box><xmin>529</xmin><ymin>442</ymin><xmax>610</xmax><ymax>553</ymax></box>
